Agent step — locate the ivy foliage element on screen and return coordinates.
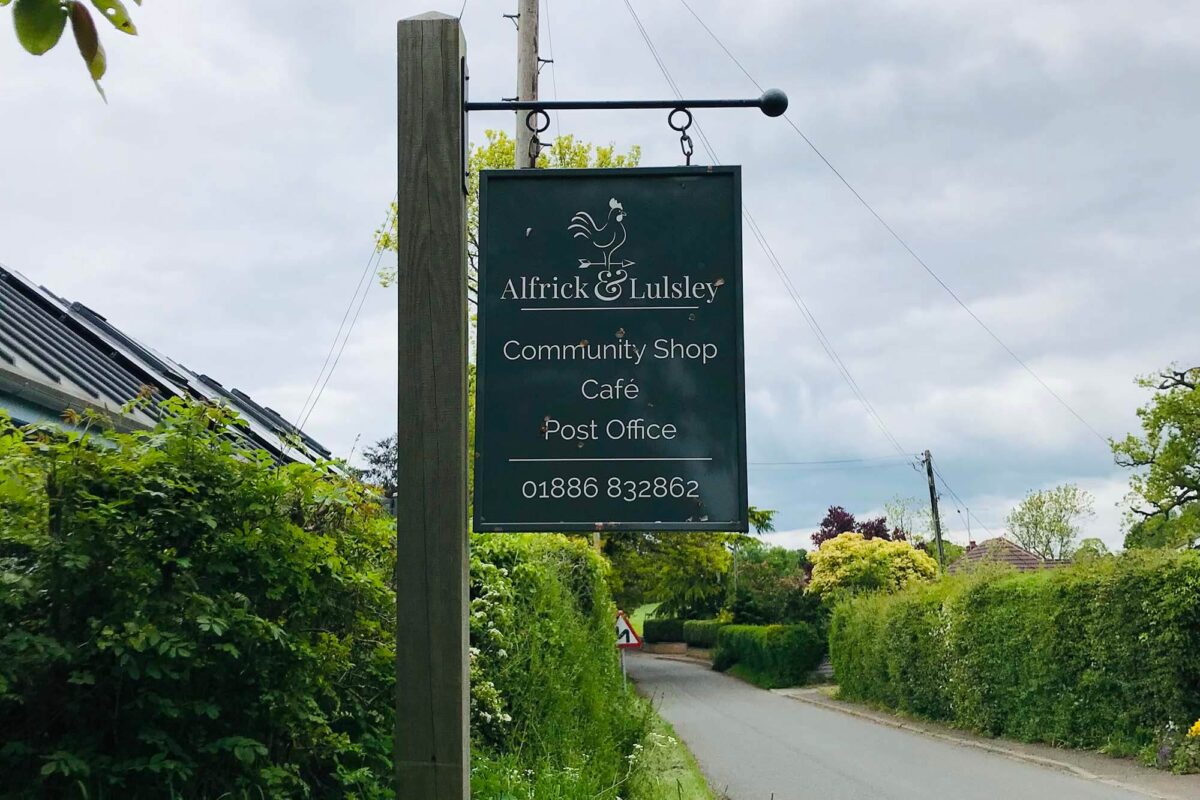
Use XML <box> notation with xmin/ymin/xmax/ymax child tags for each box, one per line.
<box><xmin>829</xmin><ymin>552</ymin><xmax>1200</xmax><ymax>770</ymax></box>
<box><xmin>0</xmin><ymin>400</ymin><xmax>396</xmax><ymax>798</ymax></box>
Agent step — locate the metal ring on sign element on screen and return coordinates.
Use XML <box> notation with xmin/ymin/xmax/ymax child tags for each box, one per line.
<box><xmin>525</xmin><ymin>108</ymin><xmax>551</xmax><ymax>135</ymax></box>
<box><xmin>668</xmin><ymin>107</ymin><xmax>693</xmax><ymax>132</ymax></box>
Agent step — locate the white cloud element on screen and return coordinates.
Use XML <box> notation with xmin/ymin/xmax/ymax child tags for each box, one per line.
<box><xmin>2</xmin><ymin>0</ymin><xmax>1196</xmax><ymax>526</ymax></box>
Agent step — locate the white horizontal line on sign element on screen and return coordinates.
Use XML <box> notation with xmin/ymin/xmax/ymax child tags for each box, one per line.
<box><xmin>508</xmin><ymin>457</ymin><xmax>713</xmax><ymax>462</ymax></box>
<box><xmin>519</xmin><ymin>305</ymin><xmax>699</xmax><ymax>311</ymax></box>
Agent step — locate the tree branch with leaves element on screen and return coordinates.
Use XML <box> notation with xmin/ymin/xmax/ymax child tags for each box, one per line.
<box><xmin>1113</xmin><ymin>365</ymin><xmax>1200</xmax><ymax>549</ymax></box>
<box><xmin>374</xmin><ymin>130</ymin><xmax>641</xmax><ymax>304</ymax></box>
<box><xmin>6</xmin><ymin>0</ymin><xmax>141</xmax><ymax>98</ymax></box>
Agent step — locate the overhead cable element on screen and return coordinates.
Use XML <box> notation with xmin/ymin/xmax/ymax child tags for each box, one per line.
<box><xmin>675</xmin><ymin>0</ymin><xmax>1108</xmax><ymax>447</ymax></box>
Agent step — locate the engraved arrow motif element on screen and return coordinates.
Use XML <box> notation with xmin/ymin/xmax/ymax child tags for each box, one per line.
<box><xmin>578</xmin><ymin>258</ymin><xmax>636</xmax><ymax>270</ymax></box>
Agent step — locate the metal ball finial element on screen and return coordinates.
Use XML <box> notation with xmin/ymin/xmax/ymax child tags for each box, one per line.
<box><xmin>759</xmin><ymin>88</ymin><xmax>788</xmax><ymax>117</ymax></box>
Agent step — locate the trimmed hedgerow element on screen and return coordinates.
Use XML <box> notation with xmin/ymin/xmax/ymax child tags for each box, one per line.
<box><xmin>829</xmin><ymin>553</ymin><xmax>1200</xmax><ymax>762</ymax></box>
<box><xmin>642</xmin><ymin>618</ymin><xmax>685</xmax><ymax>643</ymax></box>
<box><xmin>712</xmin><ymin>624</ymin><xmax>824</xmax><ymax>688</ymax></box>
<box><xmin>682</xmin><ymin>620</ymin><xmax>727</xmax><ymax>648</ymax></box>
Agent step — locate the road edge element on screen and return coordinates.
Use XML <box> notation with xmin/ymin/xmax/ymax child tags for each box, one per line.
<box><xmin>775</xmin><ymin>688</ymin><xmax>1187</xmax><ymax>800</ymax></box>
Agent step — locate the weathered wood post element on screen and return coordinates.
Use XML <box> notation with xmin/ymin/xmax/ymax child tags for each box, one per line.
<box><xmin>397</xmin><ymin>12</ymin><xmax>469</xmax><ymax>799</ymax></box>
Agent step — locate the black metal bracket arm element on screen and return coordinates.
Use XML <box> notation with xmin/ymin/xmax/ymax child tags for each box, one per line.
<box><xmin>464</xmin><ymin>88</ymin><xmax>788</xmax><ymax>117</ymax></box>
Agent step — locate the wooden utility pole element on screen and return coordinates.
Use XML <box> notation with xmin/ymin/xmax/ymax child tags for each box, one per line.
<box><xmin>397</xmin><ymin>12</ymin><xmax>469</xmax><ymax>799</ymax></box>
<box><xmin>923</xmin><ymin>450</ymin><xmax>946</xmax><ymax>570</ymax></box>
<box><xmin>514</xmin><ymin>0</ymin><xmax>539</xmax><ymax>167</ymax></box>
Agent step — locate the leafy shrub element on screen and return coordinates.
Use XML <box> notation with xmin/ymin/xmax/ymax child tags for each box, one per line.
<box><xmin>808</xmin><ymin>532</ymin><xmax>938</xmax><ymax>598</ymax></box>
<box><xmin>682</xmin><ymin>620</ymin><xmax>727</xmax><ymax>648</ymax></box>
<box><xmin>830</xmin><ymin>552</ymin><xmax>1200</xmax><ymax>767</ymax></box>
<box><xmin>643</xmin><ymin>618</ymin><xmax>685</xmax><ymax>643</ymax></box>
<box><xmin>728</xmin><ymin>546</ymin><xmax>819</xmax><ymax>626</ymax></box>
<box><xmin>712</xmin><ymin>624</ymin><xmax>824</xmax><ymax>688</ymax></box>
<box><xmin>0</xmin><ymin>402</ymin><xmax>396</xmax><ymax>798</ymax></box>
<box><xmin>0</xmin><ymin>403</ymin><xmax>651</xmax><ymax>798</ymax></box>
<box><xmin>469</xmin><ymin>533</ymin><xmax>645</xmax><ymax>790</ymax></box>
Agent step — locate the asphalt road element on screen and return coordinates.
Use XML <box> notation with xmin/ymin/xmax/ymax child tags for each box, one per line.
<box><xmin>627</xmin><ymin>653</ymin><xmax>1153</xmax><ymax>800</ymax></box>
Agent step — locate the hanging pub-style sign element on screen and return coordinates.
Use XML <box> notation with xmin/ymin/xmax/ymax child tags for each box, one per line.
<box><xmin>473</xmin><ymin>166</ymin><xmax>748</xmax><ymax>532</ymax></box>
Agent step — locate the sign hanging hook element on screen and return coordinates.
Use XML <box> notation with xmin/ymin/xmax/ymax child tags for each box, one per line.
<box><xmin>668</xmin><ymin>107</ymin><xmax>695</xmax><ymax>166</ymax></box>
<box><xmin>525</xmin><ymin>108</ymin><xmax>551</xmax><ymax>168</ymax></box>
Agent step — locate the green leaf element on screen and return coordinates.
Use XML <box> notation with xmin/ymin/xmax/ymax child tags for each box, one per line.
<box><xmin>13</xmin><ymin>0</ymin><xmax>68</xmax><ymax>55</ymax></box>
<box><xmin>88</xmin><ymin>0</ymin><xmax>134</xmax><ymax>34</ymax></box>
<box><xmin>68</xmin><ymin>1</ymin><xmax>105</xmax><ymax>81</ymax></box>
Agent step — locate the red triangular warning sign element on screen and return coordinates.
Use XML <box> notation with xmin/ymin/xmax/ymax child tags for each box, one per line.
<box><xmin>615</xmin><ymin>610</ymin><xmax>642</xmax><ymax>649</ymax></box>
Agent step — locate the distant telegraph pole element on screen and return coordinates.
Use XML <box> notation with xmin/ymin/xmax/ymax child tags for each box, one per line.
<box><xmin>923</xmin><ymin>450</ymin><xmax>946</xmax><ymax>570</ymax></box>
<box><xmin>397</xmin><ymin>12</ymin><xmax>469</xmax><ymax>799</ymax></box>
<box><xmin>514</xmin><ymin>0</ymin><xmax>539</xmax><ymax>167</ymax></box>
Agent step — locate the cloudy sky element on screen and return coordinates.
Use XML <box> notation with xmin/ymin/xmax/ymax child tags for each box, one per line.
<box><xmin>3</xmin><ymin>0</ymin><xmax>1198</xmax><ymax>551</ymax></box>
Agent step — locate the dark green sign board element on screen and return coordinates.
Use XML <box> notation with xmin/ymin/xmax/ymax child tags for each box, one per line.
<box><xmin>474</xmin><ymin>166</ymin><xmax>747</xmax><ymax>532</ymax></box>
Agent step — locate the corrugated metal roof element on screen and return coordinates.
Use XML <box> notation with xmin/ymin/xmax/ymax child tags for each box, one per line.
<box><xmin>0</xmin><ymin>265</ymin><xmax>331</xmax><ymax>465</ymax></box>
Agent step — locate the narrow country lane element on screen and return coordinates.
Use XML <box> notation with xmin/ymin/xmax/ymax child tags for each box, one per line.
<box><xmin>627</xmin><ymin>653</ymin><xmax>1154</xmax><ymax>800</ymax></box>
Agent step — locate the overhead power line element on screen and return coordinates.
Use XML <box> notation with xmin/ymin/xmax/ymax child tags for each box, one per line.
<box><xmin>621</xmin><ymin>0</ymin><xmax>909</xmax><ymax>459</ymax></box>
<box><xmin>675</xmin><ymin>0</ymin><xmax>1108</xmax><ymax>447</ymax></box>
<box><xmin>932</xmin><ymin>465</ymin><xmax>995</xmax><ymax>538</ymax></box>
<box><xmin>751</xmin><ymin>455</ymin><xmax>909</xmax><ymax>466</ymax></box>
<box><xmin>292</xmin><ymin>199</ymin><xmax>394</xmax><ymax>437</ymax></box>
<box><xmin>542</xmin><ymin>0</ymin><xmax>561</xmax><ymax>140</ymax></box>
<box><xmin>750</xmin><ymin>461</ymin><xmax>914</xmax><ymax>472</ymax></box>
<box><xmin>623</xmin><ymin>1</ymin><xmax>1000</xmax><ymax>538</ymax></box>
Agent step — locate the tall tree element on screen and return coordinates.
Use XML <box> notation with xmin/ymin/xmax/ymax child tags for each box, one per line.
<box><xmin>360</xmin><ymin>433</ymin><xmax>396</xmax><ymax>499</ymax></box>
<box><xmin>375</xmin><ymin>130</ymin><xmax>642</xmax><ymax>298</ymax></box>
<box><xmin>1112</xmin><ymin>366</ymin><xmax>1200</xmax><ymax>549</ymax></box>
<box><xmin>1004</xmin><ymin>484</ymin><xmax>1095</xmax><ymax>560</ymax></box>
<box><xmin>811</xmin><ymin>505</ymin><xmax>900</xmax><ymax>547</ymax></box>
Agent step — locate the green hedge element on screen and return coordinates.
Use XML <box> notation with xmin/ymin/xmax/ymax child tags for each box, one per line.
<box><xmin>712</xmin><ymin>624</ymin><xmax>824</xmax><ymax>688</ymax></box>
<box><xmin>830</xmin><ymin>553</ymin><xmax>1200</xmax><ymax>755</ymax></box>
<box><xmin>0</xmin><ymin>402</ymin><xmax>397</xmax><ymax>798</ymax></box>
<box><xmin>0</xmin><ymin>403</ymin><xmax>648</xmax><ymax>798</ymax></box>
<box><xmin>643</xmin><ymin>618</ymin><xmax>685</xmax><ymax>643</ymax></box>
<box><xmin>683</xmin><ymin>620</ymin><xmax>727</xmax><ymax>648</ymax></box>
<box><xmin>469</xmin><ymin>534</ymin><xmax>647</xmax><ymax>795</ymax></box>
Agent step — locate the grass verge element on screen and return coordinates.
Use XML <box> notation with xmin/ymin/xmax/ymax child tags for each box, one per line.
<box><xmin>628</xmin><ymin>703</ymin><xmax>715</xmax><ymax>800</ymax></box>
<box><xmin>628</xmin><ymin>602</ymin><xmax>661</xmax><ymax>637</ymax></box>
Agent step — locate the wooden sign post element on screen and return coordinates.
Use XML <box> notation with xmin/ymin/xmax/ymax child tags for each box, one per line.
<box><xmin>397</xmin><ymin>12</ymin><xmax>469</xmax><ymax>800</ymax></box>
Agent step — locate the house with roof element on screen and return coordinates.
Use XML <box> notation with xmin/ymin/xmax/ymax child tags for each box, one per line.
<box><xmin>0</xmin><ymin>265</ymin><xmax>330</xmax><ymax>465</ymax></box>
<box><xmin>947</xmin><ymin>536</ymin><xmax>1067</xmax><ymax>574</ymax></box>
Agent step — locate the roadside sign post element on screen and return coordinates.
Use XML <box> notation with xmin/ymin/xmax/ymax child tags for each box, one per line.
<box><xmin>615</xmin><ymin>610</ymin><xmax>643</xmax><ymax>690</ymax></box>
<box><xmin>473</xmin><ymin>167</ymin><xmax>749</xmax><ymax>533</ymax></box>
<box><xmin>398</xmin><ymin>11</ymin><xmax>784</xmax><ymax>791</ymax></box>
<box><xmin>397</xmin><ymin>12</ymin><xmax>469</xmax><ymax>800</ymax></box>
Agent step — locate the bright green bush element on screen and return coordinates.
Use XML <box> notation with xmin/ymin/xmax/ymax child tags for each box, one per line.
<box><xmin>0</xmin><ymin>402</ymin><xmax>396</xmax><ymax>798</ymax></box>
<box><xmin>643</xmin><ymin>618</ymin><xmax>685</xmax><ymax>643</ymax></box>
<box><xmin>830</xmin><ymin>553</ymin><xmax>1200</xmax><ymax>762</ymax></box>
<box><xmin>712</xmin><ymin>624</ymin><xmax>824</xmax><ymax>688</ymax></box>
<box><xmin>682</xmin><ymin>619</ymin><xmax>727</xmax><ymax>648</ymax></box>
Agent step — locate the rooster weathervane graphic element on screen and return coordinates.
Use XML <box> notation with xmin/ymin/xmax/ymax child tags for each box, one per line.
<box><xmin>568</xmin><ymin>198</ymin><xmax>634</xmax><ymax>273</ymax></box>
<box><xmin>568</xmin><ymin>198</ymin><xmax>634</xmax><ymax>302</ymax></box>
